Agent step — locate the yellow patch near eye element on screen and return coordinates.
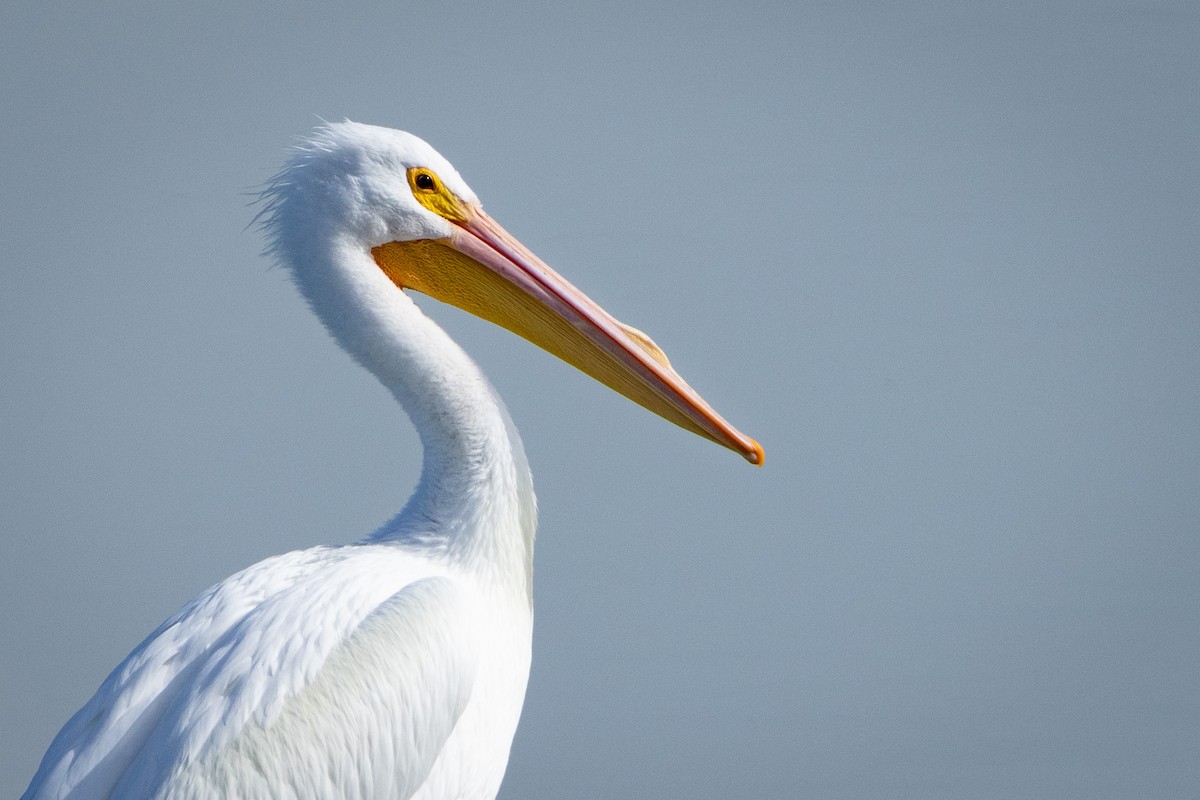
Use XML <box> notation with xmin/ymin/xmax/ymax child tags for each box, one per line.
<box><xmin>406</xmin><ymin>167</ymin><xmax>469</xmax><ymax>222</ymax></box>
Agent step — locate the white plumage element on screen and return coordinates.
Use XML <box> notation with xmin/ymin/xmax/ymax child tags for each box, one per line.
<box><xmin>22</xmin><ymin>122</ymin><xmax>758</xmax><ymax>800</ymax></box>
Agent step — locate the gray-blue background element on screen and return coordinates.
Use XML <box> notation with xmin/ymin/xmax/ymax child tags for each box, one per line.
<box><xmin>2</xmin><ymin>1</ymin><xmax>1197</xmax><ymax>797</ymax></box>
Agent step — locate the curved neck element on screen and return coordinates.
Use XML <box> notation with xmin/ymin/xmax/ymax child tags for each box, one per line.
<box><xmin>287</xmin><ymin>237</ymin><xmax>536</xmax><ymax>592</ymax></box>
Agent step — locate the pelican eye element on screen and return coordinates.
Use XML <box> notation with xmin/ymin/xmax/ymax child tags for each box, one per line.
<box><xmin>406</xmin><ymin>166</ymin><xmax>468</xmax><ymax>222</ymax></box>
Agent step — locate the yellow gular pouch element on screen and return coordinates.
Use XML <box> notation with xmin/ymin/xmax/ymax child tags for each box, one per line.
<box><xmin>370</xmin><ymin>237</ymin><xmax>719</xmax><ymax>446</ymax></box>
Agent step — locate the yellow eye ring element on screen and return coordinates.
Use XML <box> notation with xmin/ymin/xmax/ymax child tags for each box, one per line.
<box><xmin>406</xmin><ymin>167</ymin><xmax>468</xmax><ymax>222</ymax></box>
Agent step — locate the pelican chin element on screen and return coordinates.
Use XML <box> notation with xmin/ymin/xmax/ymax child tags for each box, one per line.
<box><xmin>22</xmin><ymin>121</ymin><xmax>761</xmax><ymax>800</ymax></box>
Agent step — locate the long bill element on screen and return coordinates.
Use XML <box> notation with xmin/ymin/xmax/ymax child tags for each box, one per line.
<box><xmin>372</xmin><ymin>205</ymin><xmax>763</xmax><ymax>465</ymax></box>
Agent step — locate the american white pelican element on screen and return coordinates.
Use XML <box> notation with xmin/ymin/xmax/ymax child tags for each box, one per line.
<box><xmin>22</xmin><ymin>122</ymin><xmax>761</xmax><ymax>800</ymax></box>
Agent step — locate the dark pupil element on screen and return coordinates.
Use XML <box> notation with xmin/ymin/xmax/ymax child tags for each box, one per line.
<box><xmin>416</xmin><ymin>173</ymin><xmax>435</xmax><ymax>190</ymax></box>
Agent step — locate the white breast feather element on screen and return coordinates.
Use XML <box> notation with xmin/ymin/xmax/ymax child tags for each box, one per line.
<box><xmin>23</xmin><ymin>548</ymin><xmax>484</xmax><ymax>800</ymax></box>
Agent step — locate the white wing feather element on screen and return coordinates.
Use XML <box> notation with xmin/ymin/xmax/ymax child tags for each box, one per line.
<box><xmin>22</xmin><ymin>546</ymin><xmax>481</xmax><ymax>800</ymax></box>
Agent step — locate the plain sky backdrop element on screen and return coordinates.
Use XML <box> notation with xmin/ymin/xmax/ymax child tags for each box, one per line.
<box><xmin>2</xmin><ymin>1</ymin><xmax>1197</xmax><ymax>798</ymax></box>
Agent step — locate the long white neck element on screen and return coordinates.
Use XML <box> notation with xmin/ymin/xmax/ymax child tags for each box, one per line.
<box><xmin>284</xmin><ymin>235</ymin><xmax>536</xmax><ymax>596</ymax></box>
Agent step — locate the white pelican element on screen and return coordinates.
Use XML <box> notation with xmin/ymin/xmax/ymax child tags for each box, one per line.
<box><xmin>22</xmin><ymin>122</ymin><xmax>761</xmax><ymax>800</ymax></box>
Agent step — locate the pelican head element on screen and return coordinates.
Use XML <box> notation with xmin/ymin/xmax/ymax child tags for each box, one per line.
<box><xmin>263</xmin><ymin>121</ymin><xmax>761</xmax><ymax>464</ymax></box>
